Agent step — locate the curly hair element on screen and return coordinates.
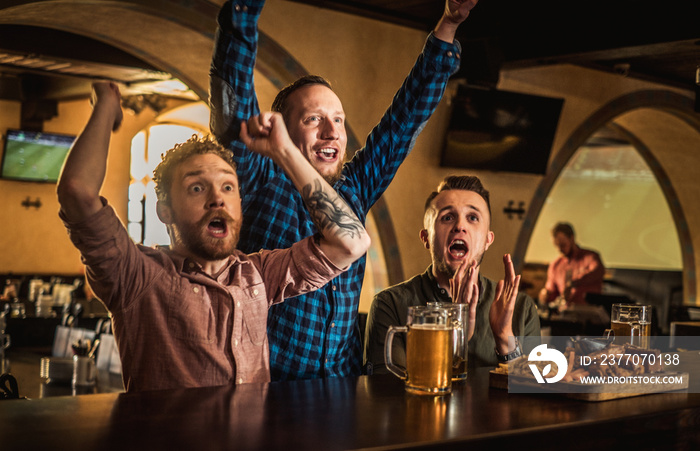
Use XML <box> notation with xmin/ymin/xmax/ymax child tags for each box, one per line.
<box><xmin>152</xmin><ymin>134</ymin><xmax>236</xmax><ymax>204</ymax></box>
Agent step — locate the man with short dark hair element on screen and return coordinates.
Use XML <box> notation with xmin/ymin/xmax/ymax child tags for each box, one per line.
<box><xmin>539</xmin><ymin>222</ymin><xmax>605</xmax><ymax>308</ymax></box>
<box><xmin>57</xmin><ymin>82</ymin><xmax>370</xmax><ymax>392</ymax></box>
<box><xmin>209</xmin><ymin>0</ymin><xmax>481</xmax><ymax>380</ymax></box>
<box><xmin>364</xmin><ymin>175</ymin><xmax>540</xmax><ymax>373</ymax></box>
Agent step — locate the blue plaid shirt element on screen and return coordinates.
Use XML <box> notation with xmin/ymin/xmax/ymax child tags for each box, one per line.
<box><xmin>210</xmin><ymin>0</ymin><xmax>461</xmax><ymax>380</ymax></box>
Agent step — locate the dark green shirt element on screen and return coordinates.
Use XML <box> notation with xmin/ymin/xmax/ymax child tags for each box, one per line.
<box><xmin>364</xmin><ymin>265</ymin><xmax>541</xmax><ymax>374</ymax></box>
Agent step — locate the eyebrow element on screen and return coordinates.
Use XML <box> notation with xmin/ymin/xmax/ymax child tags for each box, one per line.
<box><xmin>437</xmin><ymin>204</ymin><xmax>482</xmax><ymax>216</ymax></box>
<box><xmin>181</xmin><ymin>167</ymin><xmax>236</xmax><ymax>179</ymax></box>
<box><xmin>300</xmin><ymin>105</ymin><xmax>345</xmax><ymax>116</ymax></box>
<box><xmin>304</xmin><ymin>112</ymin><xmax>345</xmax><ymax>119</ymax></box>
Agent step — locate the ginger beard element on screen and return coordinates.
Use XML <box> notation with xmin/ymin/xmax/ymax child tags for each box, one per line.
<box><xmin>284</xmin><ymin>84</ymin><xmax>347</xmax><ymax>187</ymax></box>
<box><xmin>170</xmin><ymin>208</ymin><xmax>241</xmax><ymax>261</ymax></box>
<box><xmin>297</xmin><ymin>135</ymin><xmax>345</xmax><ymax>186</ymax></box>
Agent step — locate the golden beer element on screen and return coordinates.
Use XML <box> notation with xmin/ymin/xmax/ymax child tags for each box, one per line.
<box><xmin>452</xmin><ymin>356</ymin><xmax>467</xmax><ymax>380</ymax></box>
<box><xmin>427</xmin><ymin>302</ymin><xmax>469</xmax><ymax>380</ymax></box>
<box><xmin>405</xmin><ymin>324</ymin><xmax>453</xmax><ymax>395</ymax></box>
<box><xmin>611</xmin><ymin>320</ymin><xmax>651</xmax><ymax>349</ymax></box>
<box><xmin>609</xmin><ymin>304</ymin><xmax>652</xmax><ymax>349</ymax></box>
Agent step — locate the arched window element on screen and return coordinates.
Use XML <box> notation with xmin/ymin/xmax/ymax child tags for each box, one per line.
<box><xmin>525</xmin><ymin>127</ymin><xmax>682</xmax><ymax>270</ymax></box>
<box><xmin>128</xmin><ymin>102</ymin><xmax>210</xmax><ymax>246</ymax></box>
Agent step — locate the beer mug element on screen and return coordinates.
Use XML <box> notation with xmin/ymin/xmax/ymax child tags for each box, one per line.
<box><xmin>605</xmin><ymin>303</ymin><xmax>651</xmax><ymax>348</ymax></box>
<box><xmin>385</xmin><ymin>306</ymin><xmax>453</xmax><ymax>395</ymax></box>
<box><xmin>72</xmin><ymin>355</ymin><xmax>96</xmax><ymax>388</ymax></box>
<box><xmin>428</xmin><ymin>302</ymin><xmax>468</xmax><ymax>380</ymax></box>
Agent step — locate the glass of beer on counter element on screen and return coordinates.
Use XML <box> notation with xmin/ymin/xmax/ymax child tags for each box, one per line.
<box><xmin>606</xmin><ymin>303</ymin><xmax>652</xmax><ymax>348</ymax></box>
<box><xmin>385</xmin><ymin>306</ymin><xmax>453</xmax><ymax>395</ymax></box>
<box><xmin>428</xmin><ymin>302</ymin><xmax>468</xmax><ymax>381</ymax></box>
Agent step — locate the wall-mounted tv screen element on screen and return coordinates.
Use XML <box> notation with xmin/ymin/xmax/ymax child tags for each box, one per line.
<box><xmin>440</xmin><ymin>85</ymin><xmax>564</xmax><ymax>175</ymax></box>
<box><xmin>1</xmin><ymin>129</ymin><xmax>75</xmax><ymax>183</ymax></box>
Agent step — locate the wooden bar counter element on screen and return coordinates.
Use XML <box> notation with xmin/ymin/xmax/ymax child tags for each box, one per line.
<box><xmin>2</xmin><ymin>362</ymin><xmax>700</xmax><ymax>450</ymax></box>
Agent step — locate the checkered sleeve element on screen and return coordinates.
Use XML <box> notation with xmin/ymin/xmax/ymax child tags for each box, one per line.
<box><xmin>209</xmin><ymin>0</ymin><xmax>270</xmax><ymax>193</ymax></box>
<box><xmin>343</xmin><ymin>32</ymin><xmax>462</xmax><ymax>211</ymax></box>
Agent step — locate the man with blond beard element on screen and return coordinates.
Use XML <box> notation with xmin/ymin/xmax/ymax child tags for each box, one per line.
<box><xmin>210</xmin><ymin>0</ymin><xmax>481</xmax><ymax>381</ymax></box>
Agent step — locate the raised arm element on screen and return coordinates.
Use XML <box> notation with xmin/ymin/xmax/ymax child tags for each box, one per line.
<box><xmin>434</xmin><ymin>0</ymin><xmax>479</xmax><ymax>43</ymax></box>
<box><xmin>240</xmin><ymin>112</ymin><xmax>370</xmax><ymax>268</ymax></box>
<box><xmin>57</xmin><ymin>82</ymin><xmax>123</xmax><ymax>222</ymax></box>
<box><xmin>343</xmin><ymin>0</ymin><xmax>478</xmax><ymax>212</ymax></box>
<box><xmin>209</xmin><ymin>0</ymin><xmax>265</xmax><ymax>186</ymax></box>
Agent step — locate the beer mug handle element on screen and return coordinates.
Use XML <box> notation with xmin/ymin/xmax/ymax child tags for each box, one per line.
<box><xmin>0</xmin><ymin>334</ymin><xmax>9</xmax><ymax>350</ymax></box>
<box><xmin>385</xmin><ymin>326</ymin><xmax>408</xmax><ymax>380</ymax></box>
<box><xmin>603</xmin><ymin>329</ymin><xmax>614</xmax><ymax>340</ymax></box>
<box><xmin>630</xmin><ymin>324</ymin><xmax>641</xmax><ymax>346</ymax></box>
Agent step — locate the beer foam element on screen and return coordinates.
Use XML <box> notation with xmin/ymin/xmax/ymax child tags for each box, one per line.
<box><xmin>411</xmin><ymin>323</ymin><xmax>451</xmax><ymax>330</ymax></box>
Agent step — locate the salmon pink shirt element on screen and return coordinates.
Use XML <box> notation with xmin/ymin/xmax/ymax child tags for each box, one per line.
<box><xmin>61</xmin><ymin>199</ymin><xmax>342</xmax><ymax>392</ymax></box>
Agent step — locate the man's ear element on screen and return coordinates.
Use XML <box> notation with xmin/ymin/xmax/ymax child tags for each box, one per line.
<box><xmin>484</xmin><ymin>230</ymin><xmax>495</xmax><ymax>251</ymax></box>
<box><xmin>419</xmin><ymin>229</ymin><xmax>430</xmax><ymax>249</ymax></box>
<box><xmin>156</xmin><ymin>201</ymin><xmax>173</xmax><ymax>225</ymax></box>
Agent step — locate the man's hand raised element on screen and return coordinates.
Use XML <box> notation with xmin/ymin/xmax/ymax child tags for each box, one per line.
<box><xmin>489</xmin><ymin>254</ymin><xmax>520</xmax><ymax>355</ymax></box>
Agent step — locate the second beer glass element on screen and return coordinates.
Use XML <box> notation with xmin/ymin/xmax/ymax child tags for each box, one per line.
<box><xmin>607</xmin><ymin>303</ymin><xmax>652</xmax><ymax>348</ymax></box>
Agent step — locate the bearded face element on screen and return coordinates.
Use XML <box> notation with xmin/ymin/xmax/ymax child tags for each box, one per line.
<box><xmin>170</xmin><ymin>208</ymin><xmax>241</xmax><ymax>261</ymax></box>
<box><xmin>284</xmin><ymin>84</ymin><xmax>348</xmax><ymax>187</ymax></box>
<box><xmin>159</xmin><ymin>153</ymin><xmax>243</xmax><ymax>265</ymax></box>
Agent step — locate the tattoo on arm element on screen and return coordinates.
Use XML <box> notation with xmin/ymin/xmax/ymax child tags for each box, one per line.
<box><xmin>302</xmin><ymin>180</ymin><xmax>364</xmax><ymax>239</ymax></box>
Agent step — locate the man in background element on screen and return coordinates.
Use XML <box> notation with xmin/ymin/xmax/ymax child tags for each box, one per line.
<box><xmin>364</xmin><ymin>175</ymin><xmax>540</xmax><ymax>373</ymax></box>
<box><xmin>538</xmin><ymin>222</ymin><xmax>605</xmax><ymax>309</ymax></box>
<box><xmin>209</xmin><ymin>0</ymin><xmax>480</xmax><ymax>380</ymax></box>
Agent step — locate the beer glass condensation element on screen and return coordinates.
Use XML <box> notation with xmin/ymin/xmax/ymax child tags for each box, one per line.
<box><xmin>385</xmin><ymin>306</ymin><xmax>453</xmax><ymax>395</ymax></box>
<box><xmin>607</xmin><ymin>303</ymin><xmax>652</xmax><ymax>348</ymax></box>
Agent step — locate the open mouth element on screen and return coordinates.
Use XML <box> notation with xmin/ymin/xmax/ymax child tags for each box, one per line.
<box><xmin>315</xmin><ymin>148</ymin><xmax>338</xmax><ymax>162</ymax></box>
<box><xmin>448</xmin><ymin>239</ymin><xmax>468</xmax><ymax>259</ymax></box>
<box><xmin>207</xmin><ymin>218</ymin><xmax>228</xmax><ymax>238</ymax></box>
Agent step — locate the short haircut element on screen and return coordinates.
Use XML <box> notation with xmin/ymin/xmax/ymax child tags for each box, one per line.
<box><xmin>271</xmin><ymin>75</ymin><xmax>333</xmax><ymax>119</ymax></box>
<box><xmin>552</xmin><ymin>222</ymin><xmax>575</xmax><ymax>238</ymax></box>
<box><xmin>423</xmin><ymin>175</ymin><xmax>491</xmax><ymax>227</ymax></box>
<box><xmin>152</xmin><ymin>134</ymin><xmax>236</xmax><ymax>205</ymax></box>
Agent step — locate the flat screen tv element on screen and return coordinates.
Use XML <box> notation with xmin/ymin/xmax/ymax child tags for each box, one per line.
<box><xmin>440</xmin><ymin>85</ymin><xmax>564</xmax><ymax>175</ymax></box>
<box><xmin>1</xmin><ymin>129</ymin><xmax>75</xmax><ymax>183</ymax></box>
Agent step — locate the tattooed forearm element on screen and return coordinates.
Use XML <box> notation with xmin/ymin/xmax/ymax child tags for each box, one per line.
<box><xmin>301</xmin><ymin>180</ymin><xmax>364</xmax><ymax>239</ymax></box>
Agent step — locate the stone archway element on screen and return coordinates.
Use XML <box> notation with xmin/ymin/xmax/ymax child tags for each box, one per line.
<box><xmin>0</xmin><ymin>0</ymin><xmax>405</xmax><ymax>285</ymax></box>
<box><xmin>514</xmin><ymin>90</ymin><xmax>699</xmax><ymax>306</ymax></box>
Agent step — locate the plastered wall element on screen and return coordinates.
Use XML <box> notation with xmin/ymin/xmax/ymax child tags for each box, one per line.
<box><xmin>0</xmin><ymin>100</ymin><xmax>158</xmax><ymax>275</ymax></box>
<box><xmin>257</xmin><ymin>1</ymin><xmax>700</xmax><ymax>303</ymax></box>
<box><xmin>1</xmin><ymin>0</ymin><xmax>699</xmax><ymax>304</ymax></box>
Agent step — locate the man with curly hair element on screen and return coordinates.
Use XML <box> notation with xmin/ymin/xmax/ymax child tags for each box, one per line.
<box><xmin>57</xmin><ymin>82</ymin><xmax>370</xmax><ymax>392</ymax></box>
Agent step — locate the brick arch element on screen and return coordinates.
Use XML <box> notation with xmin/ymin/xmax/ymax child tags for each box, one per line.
<box><xmin>513</xmin><ymin>90</ymin><xmax>698</xmax><ymax>305</ymax></box>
